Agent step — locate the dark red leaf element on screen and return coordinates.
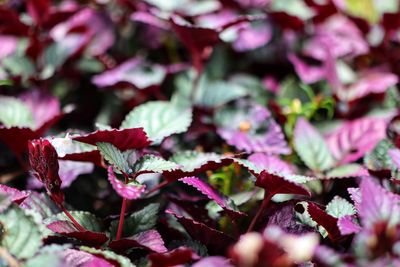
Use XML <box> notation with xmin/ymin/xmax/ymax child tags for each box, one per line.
<box><xmin>255</xmin><ymin>170</ymin><xmax>311</xmax><ymax>197</ymax></box>
<box><xmin>149</xmin><ymin>247</ymin><xmax>199</xmax><ymax>267</ymax></box>
<box><xmin>26</xmin><ymin>0</ymin><xmax>49</xmax><ymax>26</ymax></box>
<box><xmin>59</xmin><ymin>150</ymin><xmax>104</xmax><ymax>167</ymax></box>
<box><xmin>295</xmin><ymin>201</ymin><xmax>342</xmax><ymax>241</ymax></box>
<box><xmin>166</xmin><ymin>209</ymin><xmax>235</xmax><ymax>254</ymax></box>
<box><xmin>47</xmin><ymin>220</ymin><xmax>108</xmax><ymax>246</ymax></box>
<box><xmin>28</xmin><ymin>139</ymin><xmax>64</xmax><ymax>205</ymax></box>
<box><xmin>73</xmin><ymin>128</ymin><xmax>150</xmax><ymax>151</ymax></box>
<box><xmin>108</xmin><ymin>230</ymin><xmax>167</xmax><ymax>253</ymax></box>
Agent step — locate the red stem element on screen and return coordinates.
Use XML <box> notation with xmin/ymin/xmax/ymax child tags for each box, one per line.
<box><xmin>61</xmin><ymin>205</ymin><xmax>86</xmax><ymax>232</ymax></box>
<box><xmin>115</xmin><ymin>197</ymin><xmax>127</xmax><ymax>241</ymax></box>
<box><xmin>247</xmin><ymin>193</ymin><xmax>272</xmax><ymax>233</ymax></box>
<box><xmin>145</xmin><ymin>180</ymin><xmax>169</xmax><ymax>196</ymax></box>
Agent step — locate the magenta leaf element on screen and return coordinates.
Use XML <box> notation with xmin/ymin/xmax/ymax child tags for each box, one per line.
<box><xmin>179</xmin><ymin>176</ymin><xmax>245</xmax><ymax>218</ymax></box>
<box><xmin>193</xmin><ymin>256</ymin><xmax>233</xmax><ymax>267</ymax></box>
<box><xmin>63</xmin><ymin>249</ymin><xmax>113</xmax><ymax>267</ymax></box>
<box><xmin>248</xmin><ymin>153</ymin><xmax>295</xmax><ymax>174</ymax></box>
<box><xmin>337</xmin><ymin>215</ymin><xmax>361</xmax><ymax>235</ymax></box>
<box><xmin>149</xmin><ymin>247</ymin><xmax>199</xmax><ymax>267</ymax></box>
<box><xmin>73</xmin><ymin>128</ymin><xmax>150</xmax><ymax>151</ymax></box>
<box><xmin>326</xmin><ymin>117</ymin><xmax>387</xmax><ymax>164</ymax></box>
<box><xmin>107</xmin><ymin>166</ymin><xmax>145</xmax><ymax>200</ymax></box>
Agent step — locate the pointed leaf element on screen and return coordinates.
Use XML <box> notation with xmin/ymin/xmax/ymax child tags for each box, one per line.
<box><xmin>20</xmin><ymin>192</ymin><xmax>61</xmax><ymax>220</ymax></box>
<box><xmin>0</xmin><ymin>185</ymin><xmax>29</xmax><ymax>204</ymax></box>
<box><xmin>337</xmin><ymin>215</ymin><xmax>361</xmax><ymax>235</ymax></box>
<box><xmin>132</xmin><ymin>155</ymin><xmax>180</xmax><ymax>176</ymax></box>
<box><xmin>325</xmin><ymin>164</ymin><xmax>368</xmax><ymax>179</ymax></box>
<box><xmin>326</xmin><ymin>196</ymin><xmax>356</xmax><ymax>218</ymax></box>
<box><xmin>294</xmin><ymin>118</ymin><xmax>335</xmax><ymax>171</ymax></box>
<box><xmin>179</xmin><ymin>176</ymin><xmax>245</xmax><ymax>218</ymax></box>
<box><xmin>107</xmin><ymin>166</ymin><xmax>145</xmax><ymax>200</ymax></box>
<box><xmin>79</xmin><ymin>247</ymin><xmax>135</xmax><ymax>267</ymax></box>
<box><xmin>97</xmin><ymin>142</ymin><xmax>130</xmax><ymax>173</ymax></box>
<box><xmin>121</xmin><ymin>101</ymin><xmax>192</xmax><ymax>144</ymax></box>
<box><xmin>0</xmin><ymin>96</ymin><xmax>34</xmax><ymax>128</ymax></box>
<box><xmin>108</xmin><ymin>230</ymin><xmax>167</xmax><ymax>253</ymax></box>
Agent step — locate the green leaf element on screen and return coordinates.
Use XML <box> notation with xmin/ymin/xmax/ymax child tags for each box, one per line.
<box><xmin>326</xmin><ymin>196</ymin><xmax>356</xmax><ymax>218</ymax></box>
<box><xmin>20</xmin><ymin>192</ymin><xmax>61</xmax><ymax>221</ymax></box>
<box><xmin>364</xmin><ymin>139</ymin><xmax>395</xmax><ymax>171</ymax></box>
<box><xmin>295</xmin><ymin>202</ymin><xmax>328</xmax><ymax>238</ymax></box>
<box><xmin>80</xmin><ymin>247</ymin><xmax>135</xmax><ymax>267</ymax></box>
<box><xmin>294</xmin><ymin>117</ymin><xmax>335</xmax><ymax>171</ymax></box>
<box><xmin>97</xmin><ymin>142</ymin><xmax>131</xmax><ymax>174</ymax></box>
<box><xmin>45</xmin><ymin>211</ymin><xmax>104</xmax><ymax>232</ymax></box>
<box><xmin>23</xmin><ymin>245</ymin><xmax>69</xmax><ymax>267</ymax></box>
<box><xmin>2</xmin><ymin>55</ymin><xmax>35</xmax><ymax>79</ymax></box>
<box><xmin>325</xmin><ymin>164</ymin><xmax>366</xmax><ymax>179</ymax></box>
<box><xmin>109</xmin><ymin>203</ymin><xmax>159</xmax><ymax>238</ymax></box>
<box><xmin>0</xmin><ymin>79</ymin><xmax>13</xmax><ymax>86</ymax></box>
<box><xmin>132</xmin><ymin>155</ymin><xmax>180</xmax><ymax>175</ymax></box>
<box><xmin>0</xmin><ymin>97</ymin><xmax>34</xmax><ymax>128</ymax></box>
<box><xmin>0</xmin><ymin>205</ymin><xmax>44</xmax><ymax>259</ymax></box>
<box><xmin>170</xmin><ymin>151</ymin><xmax>228</xmax><ymax>172</ymax></box>
<box><xmin>121</xmin><ymin>101</ymin><xmax>192</xmax><ymax>144</ymax></box>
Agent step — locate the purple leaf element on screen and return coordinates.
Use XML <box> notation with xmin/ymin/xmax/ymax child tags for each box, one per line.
<box><xmin>108</xmin><ymin>230</ymin><xmax>167</xmax><ymax>253</ymax></box>
<box><xmin>179</xmin><ymin>176</ymin><xmax>245</xmax><ymax>218</ymax></box>
<box><xmin>389</xmin><ymin>148</ymin><xmax>400</xmax><ymax>169</ymax></box>
<box><xmin>248</xmin><ymin>153</ymin><xmax>294</xmax><ymax>174</ymax></box>
<box><xmin>326</xmin><ymin>117</ymin><xmax>387</xmax><ymax>164</ymax></box>
<box><xmin>231</xmin><ymin>23</ymin><xmax>271</xmax><ymax>52</ymax></box>
<box><xmin>337</xmin><ymin>215</ymin><xmax>361</xmax><ymax>235</ymax></box>
<box><xmin>92</xmin><ymin>58</ymin><xmax>166</xmax><ymax>90</ymax></box>
<box><xmin>358</xmin><ymin>177</ymin><xmax>400</xmax><ymax>228</ymax></box>
<box><xmin>193</xmin><ymin>256</ymin><xmax>233</xmax><ymax>267</ymax></box>
<box><xmin>63</xmin><ymin>249</ymin><xmax>113</xmax><ymax>267</ymax></box>
<box><xmin>0</xmin><ymin>185</ymin><xmax>29</xmax><ymax>204</ymax></box>
<box><xmin>288</xmin><ymin>54</ymin><xmax>327</xmax><ymax>84</ymax></box>
<box><xmin>107</xmin><ymin>166</ymin><xmax>145</xmax><ymax>200</ymax></box>
<box><xmin>217</xmin><ymin>103</ymin><xmax>290</xmax><ymax>154</ymax></box>
<box><xmin>0</xmin><ymin>35</ymin><xmax>18</xmax><ymax>60</ymax></box>
<box><xmin>58</xmin><ymin>160</ymin><xmax>94</xmax><ymax>188</ymax></box>
<box><xmin>47</xmin><ymin>220</ymin><xmax>108</xmax><ymax>246</ymax></box>
<box><xmin>73</xmin><ymin>128</ymin><xmax>150</xmax><ymax>151</ymax></box>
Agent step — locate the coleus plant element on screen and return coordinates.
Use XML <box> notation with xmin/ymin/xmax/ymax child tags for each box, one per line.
<box><xmin>1</xmin><ymin>0</ymin><xmax>400</xmax><ymax>266</ymax></box>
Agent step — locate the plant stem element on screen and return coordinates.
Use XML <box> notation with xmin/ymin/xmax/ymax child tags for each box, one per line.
<box><xmin>61</xmin><ymin>205</ymin><xmax>85</xmax><ymax>232</ymax></box>
<box><xmin>247</xmin><ymin>193</ymin><xmax>272</xmax><ymax>233</ymax></box>
<box><xmin>190</xmin><ymin>70</ymin><xmax>201</xmax><ymax>103</ymax></box>
<box><xmin>145</xmin><ymin>180</ymin><xmax>169</xmax><ymax>196</ymax></box>
<box><xmin>115</xmin><ymin>197</ymin><xmax>127</xmax><ymax>241</ymax></box>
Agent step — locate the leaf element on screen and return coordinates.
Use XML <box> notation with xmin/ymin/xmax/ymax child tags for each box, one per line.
<box><xmin>148</xmin><ymin>247</ymin><xmax>199</xmax><ymax>267</ymax></box>
<box><xmin>63</xmin><ymin>248</ymin><xmax>113</xmax><ymax>267</ymax></box>
<box><xmin>132</xmin><ymin>155</ymin><xmax>180</xmax><ymax>176</ymax></box>
<box><xmin>295</xmin><ymin>201</ymin><xmax>342</xmax><ymax>241</ymax></box>
<box><xmin>0</xmin><ymin>194</ymin><xmax>12</xmax><ymax>213</ymax></box>
<box><xmin>0</xmin><ymin>96</ymin><xmax>34</xmax><ymax>128</ymax></box>
<box><xmin>0</xmin><ymin>185</ymin><xmax>29</xmax><ymax>204</ymax></box>
<box><xmin>92</xmin><ymin>57</ymin><xmax>166</xmax><ymax>90</ymax></box>
<box><xmin>24</xmin><ymin>245</ymin><xmax>67</xmax><ymax>267</ymax></box>
<box><xmin>255</xmin><ymin>170</ymin><xmax>312</xmax><ymax>197</ymax></box>
<box><xmin>109</xmin><ymin>203</ymin><xmax>159</xmax><ymax>239</ymax></box>
<box><xmin>46</xmin><ymin>210</ymin><xmax>104</xmax><ymax>232</ymax></box>
<box><xmin>20</xmin><ymin>192</ymin><xmax>61</xmax><ymax>220</ymax></box>
<box><xmin>326</xmin><ymin>196</ymin><xmax>356</xmax><ymax>218</ymax></box>
<box><xmin>73</xmin><ymin>128</ymin><xmax>150</xmax><ymax>151</ymax></box>
<box><xmin>97</xmin><ymin>142</ymin><xmax>131</xmax><ymax>174</ymax></box>
<box><xmin>337</xmin><ymin>215</ymin><xmax>361</xmax><ymax>235</ymax></box>
<box><xmin>121</xmin><ymin>101</ymin><xmax>193</xmax><ymax>144</ymax></box>
<box><xmin>79</xmin><ymin>246</ymin><xmax>135</xmax><ymax>267</ymax></box>
<box><xmin>325</xmin><ymin>164</ymin><xmax>368</xmax><ymax>179</ymax></box>
<box><xmin>294</xmin><ymin>117</ymin><xmax>335</xmax><ymax>171</ymax></box>
<box><xmin>326</xmin><ymin>117</ymin><xmax>387</xmax><ymax>164</ymax></box>
<box><xmin>192</xmin><ymin>256</ymin><xmax>233</xmax><ymax>267</ymax></box>
<box><xmin>46</xmin><ymin>220</ymin><xmax>108</xmax><ymax>246</ymax></box>
<box><xmin>364</xmin><ymin>139</ymin><xmax>395</xmax><ymax>173</ymax></box>
<box><xmin>166</xmin><ymin>209</ymin><xmax>235</xmax><ymax>254</ymax></box>
<box><xmin>248</xmin><ymin>153</ymin><xmax>294</xmax><ymax>174</ymax></box>
<box><xmin>0</xmin><ymin>205</ymin><xmax>44</xmax><ymax>259</ymax></box>
<box><xmin>108</xmin><ymin>230</ymin><xmax>167</xmax><ymax>253</ymax></box>
<box><xmin>179</xmin><ymin>176</ymin><xmax>245</xmax><ymax>218</ymax></box>
<box><xmin>165</xmin><ymin>151</ymin><xmax>234</xmax><ymax>180</ymax></box>
<box><xmin>107</xmin><ymin>166</ymin><xmax>145</xmax><ymax>200</ymax></box>
<box><xmin>358</xmin><ymin>177</ymin><xmax>400</xmax><ymax>228</ymax></box>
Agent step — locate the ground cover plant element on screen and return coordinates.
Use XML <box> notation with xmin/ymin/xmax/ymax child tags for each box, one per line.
<box><xmin>1</xmin><ymin>0</ymin><xmax>400</xmax><ymax>266</ymax></box>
